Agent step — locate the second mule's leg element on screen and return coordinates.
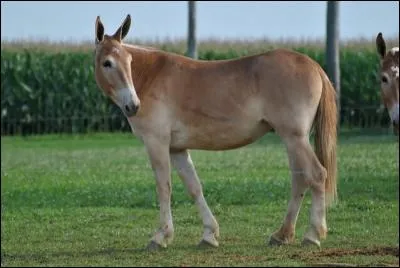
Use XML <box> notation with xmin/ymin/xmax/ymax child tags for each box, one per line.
<box><xmin>269</xmin><ymin>135</ymin><xmax>327</xmax><ymax>247</ymax></box>
<box><xmin>170</xmin><ymin>150</ymin><xmax>219</xmax><ymax>247</ymax></box>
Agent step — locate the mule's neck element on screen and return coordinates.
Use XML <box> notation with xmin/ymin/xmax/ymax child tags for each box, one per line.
<box><xmin>123</xmin><ymin>44</ymin><xmax>167</xmax><ymax>96</ymax></box>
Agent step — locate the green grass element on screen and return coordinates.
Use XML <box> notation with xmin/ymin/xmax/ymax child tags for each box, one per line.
<box><xmin>1</xmin><ymin>132</ymin><xmax>399</xmax><ymax>266</ymax></box>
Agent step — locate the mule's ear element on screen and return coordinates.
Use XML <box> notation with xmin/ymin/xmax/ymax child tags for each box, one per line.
<box><xmin>376</xmin><ymin>32</ymin><xmax>386</xmax><ymax>60</ymax></box>
<box><xmin>95</xmin><ymin>16</ymin><xmax>105</xmax><ymax>44</ymax></box>
<box><xmin>113</xmin><ymin>14</ymin><xmax>131</xmax><ymax>42</ymax></box>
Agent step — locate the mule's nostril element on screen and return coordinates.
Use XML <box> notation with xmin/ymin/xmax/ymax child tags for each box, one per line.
<box><xmin>123</xmin><ymin>104</ymin><xmax>139</xmax><ymax>116</ymax></box>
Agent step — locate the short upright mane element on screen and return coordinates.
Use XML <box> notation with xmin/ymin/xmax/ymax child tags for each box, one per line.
<box><xmin>121</xmin><ymin>42</ymin><xmax>281</xmax><ymax>65</ymax></box>
<box><xmin>122</xmin><ymin>43</ymin><xmax>159</xmax><ymax>52</ymax></box>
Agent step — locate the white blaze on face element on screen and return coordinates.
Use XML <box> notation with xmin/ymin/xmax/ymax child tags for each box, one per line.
<box><xmin>389</xmin><ymin>103</ymin><xmax>399</xmax><ymax>124</ymax></box>
<box><xmin>111</xmin><ymin>47</ymin><xmax>120</xmax><ymax>54</ymax></box>
<box><xmin>390</xmin><ymin>47</ymin><xmax>399</xmax><ymax>55</ymax></box>
<box><xmin>391</xmin><ymin>65</ymin><xmax>399</xmax><ymax>78</ymax></box>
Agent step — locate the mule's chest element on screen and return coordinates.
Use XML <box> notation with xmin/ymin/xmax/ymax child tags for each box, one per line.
<box><xmin>126</xmin><ymin>118</ymin><xmax>145</xmax><ymax>142</ymax></box>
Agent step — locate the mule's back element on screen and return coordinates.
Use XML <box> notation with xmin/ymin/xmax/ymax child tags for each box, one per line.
<box><xmin>163</xmin><ymin>49</ymin><xmax>324</xmax><ymax>150</ymax></box>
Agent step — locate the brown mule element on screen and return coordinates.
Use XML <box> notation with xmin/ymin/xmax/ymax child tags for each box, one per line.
<box><xmin>94</xmin><ymin>14</ymin><xmax>338</xmax><ymax>249</ymax></box>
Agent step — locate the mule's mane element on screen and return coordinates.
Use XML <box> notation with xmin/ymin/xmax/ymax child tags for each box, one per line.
<box><xmin>122</xmin><ymin>43</ymin><xmax>159</xmax><ymax>52</ymax></box>
<box><xmin>121</xmin><ymin>42</ymin><xmax>279</xmax><ymax>65</ymax></box>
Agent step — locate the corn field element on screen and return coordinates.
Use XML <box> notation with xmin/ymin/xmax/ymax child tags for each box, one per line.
<box><xmin>0</xmin><ymin>40</ymin><xmax>396</xmax><ymax>136</ymax></box>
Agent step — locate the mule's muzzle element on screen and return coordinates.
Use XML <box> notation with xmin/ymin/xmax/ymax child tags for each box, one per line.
<box><xmin>123</xmin><ymin>102</ymin><xmax>140</xmax><ymax>117</ymax></box>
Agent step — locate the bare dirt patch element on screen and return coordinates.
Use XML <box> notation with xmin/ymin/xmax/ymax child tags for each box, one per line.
<box><xmin>290</xmin><ymin>246</ymin><xmax>399</xmax><ymax>267</ymax></box>
<box><xmin>311</xmin><ymin>246</ymin><xmax>398</xmax><ymax>258</ymax></box>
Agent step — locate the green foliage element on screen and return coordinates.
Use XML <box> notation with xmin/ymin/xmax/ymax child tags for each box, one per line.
<box><xmin>0</xmin><ymin>46</ymin><xmax>389</xmax><ymax>135</ymax></box>
<box><xmin>1</xmin><ymin>50</ymin><xmax>129</xmax><ymax>135</ymax></box>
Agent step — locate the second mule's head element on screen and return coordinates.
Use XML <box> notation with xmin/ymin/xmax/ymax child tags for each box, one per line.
<box><xmin>376</xmin><ymin>32</ymin><xmax>399</xmax><ymax>135</ymax></box>
<box><xmin>94</xmin><ymin>14</ymin><xmax>140</xmax><ymax>117</ymax></box>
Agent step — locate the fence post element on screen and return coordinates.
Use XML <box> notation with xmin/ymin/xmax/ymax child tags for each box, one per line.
<box><xmin>326</xmin><ymin>1</ymin><xmax>341</xmax><ymax>126</ymax></box>
<box><xmin>187</xmin><ymin>1</ymin><xmax>197</xmax><ymax>59</ymax></box>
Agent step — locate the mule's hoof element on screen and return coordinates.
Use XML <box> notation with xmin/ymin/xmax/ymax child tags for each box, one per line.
<box><xmin>197</xmin><ymin>239</ymin><xmax>219</xmax><ymax>249</ymax></box>
<box><xmin>268</xmin><ymin>235</ymin><xmax>285</xmax><ymax>247</ymax></box>
<box><xmin>146</xmin><ymin>240</ymin><xmax>165</xmax><ymax>251</ymax></box>
<box><xmin>301</xmin><ymin>238</ymin><xmax>321</xmax><ymax>249</ymax></box>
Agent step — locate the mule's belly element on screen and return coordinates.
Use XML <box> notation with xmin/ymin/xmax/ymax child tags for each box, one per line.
<box><xmin>170</xmin><ymin>119</ymin><xmax>272</xmax><ymax>151</ymax></box>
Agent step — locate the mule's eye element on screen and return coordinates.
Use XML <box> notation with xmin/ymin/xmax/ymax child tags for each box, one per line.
<box><xmin>381</xmin><ymin>75</ymin><xmax>388</xmax><ymax>83</ymax></box>
<box><xmin>103</xmin><ymin>60</ymin><xmax>112</xmax><ymax>68</ymax></box>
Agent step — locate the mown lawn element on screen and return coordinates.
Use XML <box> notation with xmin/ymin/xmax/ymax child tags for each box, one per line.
<box><xmin>1</xmin><ymin>132</ymin><xmax>398</xmax><ymax>266</ymax></box>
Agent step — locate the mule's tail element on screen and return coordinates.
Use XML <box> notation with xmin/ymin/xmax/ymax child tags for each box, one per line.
<box><xmin>314</xmin><ymin>67</ymin><xmax>338</xmax><ymax>207</ymax></box>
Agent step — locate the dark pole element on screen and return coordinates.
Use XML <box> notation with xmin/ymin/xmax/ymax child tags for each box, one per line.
<box><xmin>326</xmin><ymin>1</ymin><xmax>340</xmax><ymax>125</ymax></box>
<box><xmin>187</xmin><ymin>1</ymin><xmax>197</xmax><ymax>59</ymax></box>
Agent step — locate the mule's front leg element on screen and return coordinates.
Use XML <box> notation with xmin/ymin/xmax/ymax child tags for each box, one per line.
<box><xmin>170</xmin><ymin>150</ymin><xmax>219</xmax><ymax>247</ymax></box>
<box><xmin>144</xmin><ymin>138</ymin><xmax>174</xmax><ymax>249</ymax></box>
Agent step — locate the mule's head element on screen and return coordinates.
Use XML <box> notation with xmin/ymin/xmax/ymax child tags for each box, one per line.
<box><xmin>94</xmin><ymin>14</ymin><xmax>140</xmax><ymax>117</ymax></box>
<box><xmin>376</xmin><ymin>32</ymin><xmax>399</xmax><ymax>135</ymax></box>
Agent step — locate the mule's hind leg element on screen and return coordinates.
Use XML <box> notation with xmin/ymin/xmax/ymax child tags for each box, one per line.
<box><xmin>170</xmin><ymin>150</ymin><xmax>219</xmax><ymax>247</ymax></box>
<box><xmin>269</xmin><ymin>135</ymin><xmax>309</xmax><ymax>246</ymax></box>
<box><xmin>301</xmin><ymin>162</ymin><xmax>328</xmax><ymax>247</ymax></box>
<box><xmin>269</xmin><ymin>135</ymin><xmax>327</xmax><ymax>247</ymax></box>
<box><xmin>269</xmin><ymin>168</ymin><xmax>309</xmax><ymax>245</ymax></box>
